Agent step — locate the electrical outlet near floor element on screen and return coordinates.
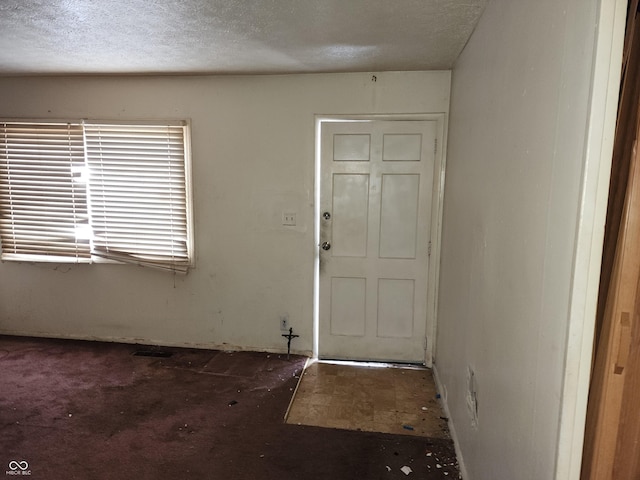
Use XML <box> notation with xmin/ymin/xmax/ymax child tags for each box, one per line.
<box><xmin>282</xmin><ymin>212</ymin><xmax>297</xmax><ymax>226</ymax></box>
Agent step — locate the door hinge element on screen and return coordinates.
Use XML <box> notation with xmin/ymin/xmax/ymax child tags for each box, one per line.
<box><xmin>434</xmin><ymin>138</ymin><xmax>438</xmax><ymax>155</ymax></box>
<box><xmin>428</xmin><ymin>240</ymin><xmax>432</xmax><ymax>257</ymax></box>
<box><xmin>424</xmin><ymin>336</ymin><xmax>428</xmax><ymax>351</ymax></box>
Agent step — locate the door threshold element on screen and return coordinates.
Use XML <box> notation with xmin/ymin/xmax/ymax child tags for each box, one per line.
<box><xmin>313</xmin><ymin>358</ymin><xmax>428</xmax><ymax>370</ymax></box>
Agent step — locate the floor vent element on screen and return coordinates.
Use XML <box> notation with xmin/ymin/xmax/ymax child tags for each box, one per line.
<box><xmin>133</xmin><ymin>350</ymin><xmax>173</xmax><ymax>358</ymax></box>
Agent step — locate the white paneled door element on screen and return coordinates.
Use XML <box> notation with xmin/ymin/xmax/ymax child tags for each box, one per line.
<box><xmin>319</xmin><ymin>119</ymin><xmax>440</xmax><ymax>363</ymax></box>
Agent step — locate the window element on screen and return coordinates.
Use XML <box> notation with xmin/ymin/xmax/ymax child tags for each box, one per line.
<box><xmin>0</xmin><ymin>120</ymin><xmax>193</xmax><ymax>273</ymax></box>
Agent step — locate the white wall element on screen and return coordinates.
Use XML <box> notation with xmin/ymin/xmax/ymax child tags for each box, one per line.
<box><xmin>0</xmin><ymin>71</ymin><xmax>450</xmax><ymax>355</ymax></box>
<box><xmin>436</xmin><ymin>0</ymin><xmax>616</xmax><ymax>479</ymax></box>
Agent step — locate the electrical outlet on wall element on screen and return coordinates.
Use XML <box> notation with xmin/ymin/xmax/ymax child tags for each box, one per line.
<box><xmin>280</xmin><ymin>315</ymin><xmax>289</xmax><ymax>331</ymax></box>
<box><xmin>282</xmin><ymin>212</ymin><xmax>297</xmax><ymax>226</ymax></box>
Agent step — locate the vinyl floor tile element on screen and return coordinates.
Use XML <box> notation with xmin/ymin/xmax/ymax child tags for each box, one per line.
<box><xmin>286</xmin><ymin>361</ymin><xmax>450</xmax><ymax>439</ymax></box>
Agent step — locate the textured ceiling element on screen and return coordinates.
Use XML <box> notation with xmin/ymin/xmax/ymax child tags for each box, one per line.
<box><xmin>0</xmin><ymin>0</ymin><xmax>487</xmax><ymax>76</ymax></box>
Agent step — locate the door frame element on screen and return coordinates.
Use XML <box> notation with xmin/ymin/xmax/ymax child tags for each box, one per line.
<box><xmin>554</xmin><ymin>0</ymin><xmax>628</xmax><ymax>478</ymax></box>
<box><xmin>313</xmin><ymin>113</ymin><xmax>448</xmax><ymax>367</ymax></box>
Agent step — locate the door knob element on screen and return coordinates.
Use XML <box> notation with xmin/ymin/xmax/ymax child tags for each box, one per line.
<box><xmin>321</xmin><ymin>242</ymin><xmax>331</xmax><ymax>251</ymax></box>
<box><xmin>323</xmin><ymin>211</ymin><xmax>331</xmax><ymax>220</ymax></box>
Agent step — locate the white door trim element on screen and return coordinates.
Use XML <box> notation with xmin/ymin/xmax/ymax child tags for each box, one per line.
<box><xmin>313</xmin><ymin>113</ymin><xmax>448</xmax><ymax>366</ymax></box>
<box><xmin>554</xmin><ymin>0</ymin><xmax>627</xmax><ymax>478</ymax></box>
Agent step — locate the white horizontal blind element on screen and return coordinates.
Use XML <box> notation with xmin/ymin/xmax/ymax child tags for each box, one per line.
<box><xmin>0</xmin><ymin>122</ymin><xmax>90</xmax><ymax>262</ymax></box>
<box><xmin>84</xmin><ymin>123</ymin><xmax>191</xmax><ymax>273</ymax></box>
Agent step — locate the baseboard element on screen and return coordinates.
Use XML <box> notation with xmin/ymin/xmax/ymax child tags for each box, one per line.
<box><xmin>432</xmin><ymin>364</ymin><xmax>469</xmax><ymax>480</ymax></box>
<box><xmin>0</xmin><ymin>329</ymin><xmax>313</xmax><ymax>358</ymax></box>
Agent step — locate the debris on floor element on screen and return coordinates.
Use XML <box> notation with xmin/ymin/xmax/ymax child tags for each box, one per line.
<box><xmin>401</xmin><ymin>465</ymin><xmax>413</xmax><ymax>475</ymax></box>
<box><xmin>0</xmin><ymin>336</ymin><xmax>461</xmax><ymax>479</ymax></box>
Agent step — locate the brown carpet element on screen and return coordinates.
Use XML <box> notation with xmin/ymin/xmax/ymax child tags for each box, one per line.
<box><xmin>0</xmin><ymin>335</ymin><xmax>459</xmax><ymax>479</ymax></box>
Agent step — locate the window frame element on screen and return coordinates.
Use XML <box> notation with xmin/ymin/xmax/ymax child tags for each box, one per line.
<box><xmin>0</xmin><ymin>118</ymin><xmax>195</xmax><ymax>272</ymax></box>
